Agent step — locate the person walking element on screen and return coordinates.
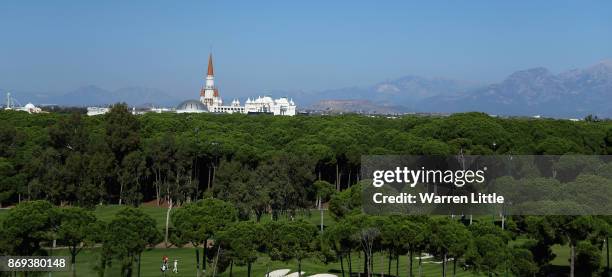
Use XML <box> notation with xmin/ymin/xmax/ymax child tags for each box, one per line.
<box><xmin>161</xmin><ymin>255</ymin><xmax>169</xmax><ymax>274</ymax></box>
<box><xmin>172</xmin><ymin>259</ymin><xmax>178</xmax><ymax>273</ymax></box>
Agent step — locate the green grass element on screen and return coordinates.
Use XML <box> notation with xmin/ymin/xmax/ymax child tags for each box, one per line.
<box><xmin>6</xmin><ymin>205</ymin><xmax>609</xmax><ymax>276</ymax></box>
<box><xmin>0</xmin><ymin>204</ymin><xmax>170</xmax><ymax>228</ymax></box>
<box><xmin>0</xmin><ymin>208</ymin><xmax>8</xmax><ymax>221</ymax></box>
<box><xmin>551</xmin><ymin>244</ymin><xmax>571</xmax><ymax>266</ymax></box>
<box><xmin>550</xmin><ymin>243</ymin><xmax>609</xmax><ymax>267</ymax></box>
<box><xmin>94</xmin><ymin>205</ymin><xmax>337</xmax><ymax>231</ymax></box>
<box><xmin>94</xmin><ymin>205</ymin><xmax>170</xmax><ymax>230</ymax></box>
<box><xmin>45</xmin><ymin>247</ymin><xmax>481</xmax><ymax>277</ymax></box>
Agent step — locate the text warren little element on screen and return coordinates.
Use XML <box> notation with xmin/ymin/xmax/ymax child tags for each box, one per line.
<box><xmin>372</xmin><ymin>192</ymin><xmax>504</xmax><ymax>204</ymax></box>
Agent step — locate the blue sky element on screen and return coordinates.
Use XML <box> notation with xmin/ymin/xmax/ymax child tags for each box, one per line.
<box><xmin>1</xmin><ymin>1</ymin><xmax>611</xmax><ymax>99</ymax></box>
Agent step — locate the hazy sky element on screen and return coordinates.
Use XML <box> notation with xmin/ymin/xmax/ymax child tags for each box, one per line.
<box><xmin>1</xmin><ymin>1</ymin><xmax>611</xmax><ymax>99</ymax></box>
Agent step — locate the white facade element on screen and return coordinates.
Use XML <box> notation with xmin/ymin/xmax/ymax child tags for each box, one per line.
<box><xmin>198</xmin><ymin>54</ymin><xmax>297</xmax><ymax>116</ymax></box>
<box><xmin>4</xmin><ymin>93</ymin><xmax>43</xmax><ymax>114</ymax></box>
<box><xmin>87</xmin><ymin>54</ymin><xmax>298</xmax><ymax>116</ymax></box>
<box><xmin>15</xmin><ymin>103</ymin><xmax>43</xmax><ymax>114</ymax></box>
<box><xmin>245</xmin><ymin>96</ymin><xmax>296</xmax><ymax>116</ymax></box>
<box><xmin>208</xmin><ymin>98</ymin><xmax>244</xmax><ymax>114</ymax></box>
<box><xmin>87</xmin><ymin>107</ymin><xmax>109</xmax><ymax>116</ymax></box>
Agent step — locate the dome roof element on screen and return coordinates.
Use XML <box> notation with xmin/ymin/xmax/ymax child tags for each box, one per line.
<box><xmin>176</xmin><ymin>100</ymin><xmax>207</xmax><ymax>113</ymax></box>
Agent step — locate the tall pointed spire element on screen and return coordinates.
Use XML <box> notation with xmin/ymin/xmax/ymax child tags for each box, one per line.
<box><xmin>207</xmin><ymin>53</ymin><xmax>214</xmax><ymax>76</ymax></box>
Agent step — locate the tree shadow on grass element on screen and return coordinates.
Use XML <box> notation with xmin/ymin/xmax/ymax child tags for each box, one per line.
<box><xmin>543</xmin><ymin>264</ymin><xmax>570</xmax><ymax>277</ymax></box>
<box><xmin>329</xmin><ymin>269</ymin><xmax>400</xmax><ymax>277</ymax></box>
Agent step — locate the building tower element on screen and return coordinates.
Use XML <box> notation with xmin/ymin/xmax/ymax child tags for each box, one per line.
<box><xmin>5</xmin><ymin>92</ymin><xmax>13</xmax><ymax>110</ymax></box>
<box><xmin>200</xmin><ymin>53</ymin><xmax>222</xmax><ymax>109</ymax></box>
<box><xmin>5</xmin><ymin>92</ymin><xmax>10</xmax><ymax>109</ymax></box>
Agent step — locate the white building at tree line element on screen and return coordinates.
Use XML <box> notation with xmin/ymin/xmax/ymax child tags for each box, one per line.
<box><xmin>196</xmin><ymin>53</ymin><xmax>296</xmax><ymax>116</ymax></box>
<box><xmin>4</xmin><ymin>92</ymin><xmax>43</xmax><ymax>114</ymax></box>
<box><xmin>85</xmin><ymin>53</ymin><xmax>298</xmax><ymax>116</ymax></box>
<box><xmin>245</xmin><ymin>96</ymin><xmax>296</xmax><ymax>115</ymax></box>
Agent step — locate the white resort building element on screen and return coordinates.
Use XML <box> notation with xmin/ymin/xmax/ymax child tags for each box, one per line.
<box><xmin>196</xmin><ymin>53</ymin><xmax>296</xmax><ymax>116</ymax></box>
<box><xmin>245</xmin><ymin>96</ymin><xmax>296</xmax><ymax>115</ymax></box>
<box><xmin>87</xmin><ymin>107</ymin><xmax>110</xmax><ymax>116</ymax></box>
<box><xmin>86</xmin><ymin>53</ymin><xmax>297</xmax><ymax>116</ymax></box>
<box><xmin>4</xmin><ymin>93</ymin><xmax>44</xmax><ymax>114</ymax></box>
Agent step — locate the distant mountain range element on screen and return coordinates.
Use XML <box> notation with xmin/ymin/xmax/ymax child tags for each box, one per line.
<box><xmin>418</xmin><ymin>60</ymin><xmax>612</xmax><ymax>118</ymax></box>
<box><xmin>310</xmin><ymin>99</ymin><xmax>406</xmax><ymax>114</ymax></box>
<box><xmin>2</xmin><ymin>86</ymin><xmax>178</xmax><ymax>107</ymax></box>
<box><xmin>301</xmin><ymin>76</ymin><xmax>480</xmax><ymax>109</ymax></box>
<box><xmin>308</xmin><ymin>60</ymin><xmax>612</xmax><ymax>118</ymax></box>
<box><xmin>3</xmin><ymin>60</ymin><xmax>611</xmax><ymax>118</ymax></box>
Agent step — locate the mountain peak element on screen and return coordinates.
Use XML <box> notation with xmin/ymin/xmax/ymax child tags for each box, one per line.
<box><xmin>509</xmin><ymin>67</ymin><xmax>550</xmax><ymax>78</ymax></box>
<box><xmin>579</xmin><ymin>59</ymin><xmax>612</xmax><ymax>78</ymax></box>
<box><xmin>74</xmin><ymin>84</ymin><xmax>106</xmax><ymax>92</ymax></box>
<box><xmin>504</xmin><ymin>67</ymin><xmax>554</xmax><ymax>85</ymax></box>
